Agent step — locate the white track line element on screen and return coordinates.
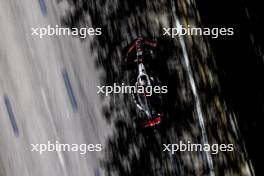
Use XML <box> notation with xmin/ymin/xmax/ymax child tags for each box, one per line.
<box><xmin>170</xmin><ymin>1</ymin><xmax>215</xmax><ymax>175</ymax></box>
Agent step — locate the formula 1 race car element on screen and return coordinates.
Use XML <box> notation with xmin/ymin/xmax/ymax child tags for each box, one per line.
<box><xmin>124</xmin><ymin>38</ymin><xmax>164</xmax><ymax>128</ymax></box>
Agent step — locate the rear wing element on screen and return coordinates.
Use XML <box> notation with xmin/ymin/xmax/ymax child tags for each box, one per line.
<box><xmin>126</xmin><ymin>38</ymin><xmax>157</xmax><ymax>56</ymax></box>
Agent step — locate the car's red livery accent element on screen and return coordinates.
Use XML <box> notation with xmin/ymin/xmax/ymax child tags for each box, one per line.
<box><xmin>139</xmin><ymin>116</ymin><xmax>161</xmax><ymax>128</ymax></box>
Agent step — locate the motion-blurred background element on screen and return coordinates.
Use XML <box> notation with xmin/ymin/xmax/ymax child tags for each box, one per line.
<box><xmin>0</xmin><ymin>0</ymin><xmax>262</xmax><ymax>176</ymax></box>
